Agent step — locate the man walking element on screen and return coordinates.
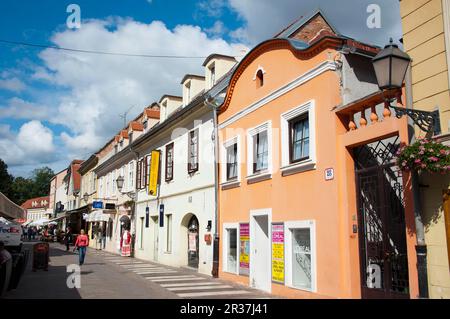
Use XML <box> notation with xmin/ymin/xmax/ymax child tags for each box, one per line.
<box><xmin>64</xmin><ymin>227</ymin><xmax>73</xmax><ymax>251</ymax></box>
<box><xmin>74</xmin><ymin>229</ymin><xmax>89</xmax><ymax>266</ymax></box>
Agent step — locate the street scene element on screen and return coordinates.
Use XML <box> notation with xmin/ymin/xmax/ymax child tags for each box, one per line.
<box><xmin>0</xmin><ymin>0</ymin><xmax>450</xmax><ymax>305</ymax></box>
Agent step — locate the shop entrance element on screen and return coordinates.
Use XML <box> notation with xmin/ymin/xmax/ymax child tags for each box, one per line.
<box><xmin>187</xmin><ymin>215</ymin><xmax>199</xmax><ymax>268</ymax></box>
<box><xmin>354</xmin><ymin>136</ymin><xmax>410</xmax><ymax>299</ymax></box>
<box><xmin>250</xmin><ymin>211</ymin><xmax>271</xmax><ymax>293</ymax></box>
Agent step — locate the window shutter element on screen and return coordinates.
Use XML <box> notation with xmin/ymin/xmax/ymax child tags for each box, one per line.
<box><xmin>136</xmin><ymin>160</ymin><xmax>141</xmax><ymax>190</ymax></box>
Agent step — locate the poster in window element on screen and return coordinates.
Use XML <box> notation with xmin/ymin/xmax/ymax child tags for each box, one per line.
<box><xmin>239</xmin><ymin>223</ymin><xmax>250</xmax><ymax>275</ymax></box>
<box><xmin>292</xmin><ymin>228</ymin><xmax>312</xmax><ymax>290</ymax></box>
<box><xmin>188</xmin><ymin>233</ymin><xmax>197</xmax><ymax>252</ymax></box>
<box><xmin>271</xmin><ymin>223</ymin><xmax>284</xmax><ymax>283</ymax></box>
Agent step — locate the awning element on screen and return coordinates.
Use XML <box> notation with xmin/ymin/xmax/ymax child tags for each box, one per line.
<box><xmin>0</xmin><ymin>192</ymin><xmax>25</xmax><ymax>220</ymax></box>
<box><xmin>86</xmin><ymin>209</ymin><xmax>115</xmax><ymax>222</ymax></box>
<box><xmin>29</xmin><ymin>218</ymin><xmax>50</xmax><ymax>227</ymax></box>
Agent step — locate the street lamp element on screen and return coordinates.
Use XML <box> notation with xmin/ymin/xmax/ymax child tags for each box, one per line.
<box><xmin>372</xmin><ymin>38</ymin><xmax>440</xmax><ymax>135</ymax></box>
<box><xmin>116</xmin><ymin>175</ymin><xmax>125</xmax><ymax>192</ymax></box>
<box><xmin>83</xmin><ymin>192</ymin><xmax>89</xmax><ymax>203</ymax></box>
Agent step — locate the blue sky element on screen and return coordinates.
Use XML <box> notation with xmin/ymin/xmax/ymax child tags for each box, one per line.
<box><xmin>0</xmin><ymin>0</ymin><xmax>401</xmax><ymax>177</ymax></box>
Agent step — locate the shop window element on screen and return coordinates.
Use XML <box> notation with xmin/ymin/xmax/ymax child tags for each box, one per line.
<box><xmin>285</xmin><ymin>220</ymin><xmax>316</xmax><ymax>292</ymax></box>
<box><xmin>222</xmin><ymin>223</ymin><xmax>239</xmax><ymax>274</ymax></box>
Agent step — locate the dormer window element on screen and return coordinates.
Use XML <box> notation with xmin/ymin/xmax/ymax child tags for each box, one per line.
<box><xmin>120</xmin><ymin>140</ymin><xmax>123</xmax><ymax>149</ymax></box>
<box><xmin>129</xmin><ymin>132</ymin><xmax>133</xmax><ymax>144</ymax></box>
<box><xmin>114</xmin><ymin>145</ymin><xmax>118</xmax><ymax>154</ymax></box>
<box><xmin>256</xmin><ymin>69</ymin><xmax>264</xmax><ymax>88</ymax></box>
<box><xmin>210</xmin><ymin>65</ymin><xmax>216</xmax><ymax>86</ymax></box>
<box><xmin>185</xmin><ymin>81</ymin><xmax>191</xmax><ymax>104</ymax></box>
<box><xmin>143</xmin><ymin>120</ymin><xmax>148</xmax><ymax>131</ymax></box>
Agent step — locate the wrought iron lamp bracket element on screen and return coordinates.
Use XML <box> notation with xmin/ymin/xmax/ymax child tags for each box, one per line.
<box><xmin>389</xmin><ymin>103</ymin><xmax>441</xmax><ymax>135</ymax></box>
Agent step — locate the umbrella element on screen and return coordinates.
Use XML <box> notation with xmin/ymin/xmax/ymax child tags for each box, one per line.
<box><xmin>29</xmin><ymin>218</ymin><xmax>50</xmax><ymax>227</ymax></box>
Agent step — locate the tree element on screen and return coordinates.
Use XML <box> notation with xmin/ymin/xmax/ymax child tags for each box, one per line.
<box><xmin>10</xmin><ymin>176</ymin><xmax>34</xmax><ymax>205</ymax></box>
<box><xmin>30</xmin><ymin>167</ymin><xmax>54</xmax><ymax>198</ymax></box>
<box><xmin>0</xmin><ymin>158</ymin><xmax>14</xmax><ymax>200</ymax></box>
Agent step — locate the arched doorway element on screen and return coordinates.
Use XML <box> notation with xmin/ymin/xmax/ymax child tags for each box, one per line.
<box><xmin>187</xmin><ymin>215</ymin><xmax>199</xmax><ymax>268</ymax></box>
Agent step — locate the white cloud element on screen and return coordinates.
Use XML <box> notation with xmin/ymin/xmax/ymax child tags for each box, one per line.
<box><xmin>0</xmin><ymin>121</ymin><xmax>56</xmax><ymax>168</ymax></box>
<box><xmin>0</xmin><ymin>77</ymin><xmax>26</xmax><ymax>92</ymax></box>
<box><xmin>0</xmin><ymin>97</ymin><xmax>51</xmax><ymax>120</ymax></box>
<box><xmin>205</xmin><ymin>21</ymin><xmax>227</xmax><ymax>37</ymax></box>
<box><xmin>33</xmin><ymin>18</ymin><xmax>247</xmax><ymax>157</ymax></box>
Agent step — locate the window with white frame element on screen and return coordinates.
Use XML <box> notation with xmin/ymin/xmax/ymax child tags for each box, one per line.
<box><xmin>222</xmin><ymin>223</ymin><xmax>239</xmax><ymax>274</ymax></box>
<box><xmin>166</xmin><ymin>214</ymin><xmax>172</xmax><ymax>253</ymax></box>
<box><xmin>285</xmin><ymin>220</ymin><xmax>316</xmax><ymax>292</ymax></box>
<box><xmin>188</xmin><ymin>129</ymin><xmax>199</xmax><ymax>173</ymax></box>
<box><xmin>98</xmin><ymin>177</ymin><xmax>103</xmax><ymax>198</ymax></box>
<box><xmin>281</xmin><ymin>101</ymin><xmax>316</xmax><ymax>170</ymax></box>
<box><xmin>112</xmin><ymin>170</ymin><xmax>116</xmax><ymax>195</ymax></box>
<box><xmin>221</xmin><ymin>136</ymin><xmax>240</xmax><ymax>184</ymax></box>
<box><xmin>106</xmin><ymin>173</ymin><xmax>110</xmax><ymax>197</ymax></box>
<box><xmin>247</xmin><ymin>122</ymin><xmax>272</xmax><ymax>176</ymax></box>
<box><xmin>128</xmin><ymin>162</ymin><xmax>134</xmax><ymax>190</ymax></box>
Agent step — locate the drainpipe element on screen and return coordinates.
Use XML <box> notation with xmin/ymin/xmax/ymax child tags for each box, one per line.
<box><xmin>205</xmin><ymin>97</ymin><xmax>220</xmax><ymax>278</ymax></box>
<box><xmin>129</xmin><ymin>145</ymin><xmax>140</xmax><ymax>258</ymax></box>
<box><xmin>405</xmin><ymin>63</ymin><xmax>429</xmax><ymax>298</ymax></box>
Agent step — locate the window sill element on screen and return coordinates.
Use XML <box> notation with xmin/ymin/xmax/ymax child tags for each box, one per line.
<box><xmin>246</xmin><ymin>172</ymin><xmax>272</xmax><ymax>184</ymax></box>
<box><xmin>286</xmin><ymin>283</ymin><xmax>315</xmax><ymax>293</ymax></box>
<box><xmin>281</xmin><ymin>160</ymin><xmax>316</xmax><ymax>177</ymax></box>
<box><xmin>221</xmin><ymin>180</ymin><xmax>241</xmax><ymax>190</ymax></box>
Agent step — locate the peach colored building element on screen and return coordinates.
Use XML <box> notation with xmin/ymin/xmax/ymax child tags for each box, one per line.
<box><xmin>217</xmin><ymin>11</ymin><xmax>419</xmax><ymax>299</ymax></box>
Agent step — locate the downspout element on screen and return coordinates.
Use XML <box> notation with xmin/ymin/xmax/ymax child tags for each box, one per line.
<box><xmin>205</xmin><ymin>97</ymin><xmax>220</xmax><ymax>278</ymax></box>
<box><xmin>129</xmin><ymin>144</ymin><xmax>140</xmax><ymax>258</ymax></box>
<box><xmin>405</xmin><ymin>62</ymin><xmax>429</xmax><ymax>298</ymax></box>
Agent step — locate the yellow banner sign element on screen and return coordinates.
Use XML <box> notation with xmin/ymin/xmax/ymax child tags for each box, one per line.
<box><xmin>148</xmin><ymin>150</ymin><xmax>160</xmax><ymax>196</ymax></box>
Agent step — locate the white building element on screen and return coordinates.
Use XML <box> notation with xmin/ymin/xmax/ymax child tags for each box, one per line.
<box><xmin>132</xmin><ymin>55</ymin><xmax>237</xmax><ymax>275</ymax></box>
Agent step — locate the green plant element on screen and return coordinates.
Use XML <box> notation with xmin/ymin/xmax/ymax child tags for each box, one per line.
<box><xmin>396</xmin><ymin>138</ymin><xmax>450</xmax><ymax>174</ymax></box>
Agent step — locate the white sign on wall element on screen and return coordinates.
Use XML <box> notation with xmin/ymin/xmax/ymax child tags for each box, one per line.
<box><xmin>324</xmin><ymin>168</ymin><xmax>334</xmax><ymax>181</ymax></box>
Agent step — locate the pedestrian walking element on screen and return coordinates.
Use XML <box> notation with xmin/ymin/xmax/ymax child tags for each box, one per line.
<box><xmin>64</xmin><ymin>227</ymin><xmax>73</xmax><ymax>251</ymax></box>
<box><xmin>74</xmin><ymin>229</ymin><xmax>89</xmax><ymax>266</ymax></box>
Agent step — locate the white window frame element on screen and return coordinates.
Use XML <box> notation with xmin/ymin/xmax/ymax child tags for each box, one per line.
<box><xmin>220</xmin><ymin>135</ymin><xmax>241</xmax><ymax>186</ymax></box>
<box><xmin>222</xmin><ymin>222</ymin><xmax>240</xmax><ymax>274</ymax></box>
<box><xmin>128</xmin><ymin>161</ymin><xmax>134</xmax><ymax>191</ymax></box>
<box><xmin>284</xmin><ymin>220</ymin><xmax>317</xmax><ymax>293</ymax></box>
<box><xmin>280</xmin><ymin>100</ymin><xmax>316</xmax><ymax>175</ymax></box>
<box><xmin>112</xmin><ymin>170</ymin><xmax>116</xmax><ymax>195</ymax></box>
<box><xmin>246</xmin><ymin>121</ymin><xmax>272</xmax><ymax>182</ymax></box>
<box><xmin>165</xmin><ymin>214</ymin><xmax>172</xmax><ymax>253</ymax></box>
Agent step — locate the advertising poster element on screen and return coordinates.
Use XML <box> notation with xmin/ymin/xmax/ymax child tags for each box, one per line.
<box><xmin>148</xmin><ymin>150</ymin><xmax>160</xmax><ymax>196</ymax></box>
<box><xmin>272</xmin><ymin>223</ymin><xmax>285</xmax><ymax>283</ymax></box>
<box><xmin>239</xmin><ymin>223</ymin><xmax>250</xmax><ymax>275</ymax></box>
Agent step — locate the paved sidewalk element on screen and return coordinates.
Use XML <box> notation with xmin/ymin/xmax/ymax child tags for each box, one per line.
<box><xmin>4</xmin><ymin>242</ymin><xmax>277</xmax><ymax>299</ymax></box>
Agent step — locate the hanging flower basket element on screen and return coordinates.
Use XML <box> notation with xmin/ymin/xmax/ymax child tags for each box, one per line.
<box><xmin>396</xmin><ymin>138</ymin><xmax>450</xmax><ymax>174</ymax></box>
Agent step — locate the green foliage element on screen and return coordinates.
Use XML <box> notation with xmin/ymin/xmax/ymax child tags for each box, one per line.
<box><xmin>396</xmin><ymin>138</ymin><xmax>450</xmax><ymax>174</ymax></box>
<box><xmin>0</xmin><ymin>159</ymin><xmax>14</xmax><ymax>199</ymax></box>
<box><xmin>0</xmin><ymin>159</ymin><xmax>55</xmax><ymax>205</ymax></box>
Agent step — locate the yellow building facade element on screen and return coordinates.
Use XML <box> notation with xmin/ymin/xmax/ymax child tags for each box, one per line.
<box><xmin>401</xmin><ymin>0</ymin><xmax>450</xmax><ymax>298</ymax></box>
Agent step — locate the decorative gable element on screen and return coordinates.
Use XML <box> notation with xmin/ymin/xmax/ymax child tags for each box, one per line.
<box><xmin>288</xmin><ymin>13</ymin><xmax>336</xmax><ymax>43</ymax></box>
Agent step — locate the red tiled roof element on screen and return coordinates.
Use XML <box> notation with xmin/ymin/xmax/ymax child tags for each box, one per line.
<box><xmin>129</xmin><ymin>121</ymin><xmax>144</xmax><ymax>132</ymax></box>
<box><xmin>120</xmin><ymin>130</ymin><xmax>129</xmax><ymax>139</ymax></box>
<box><xmin>21</xmin><ymin>196</ymin><xmax>50</xmax><ymax>209</ymax></box>
<box><xmin>145</xmin><ymin>108</ymin><xmax>160</xmax><ymax>119</ymax></box>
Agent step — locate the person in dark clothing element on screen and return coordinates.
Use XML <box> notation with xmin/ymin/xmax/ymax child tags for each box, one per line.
<box><xmin>64</xmin><ymin>227</ymin><xmax>73</xmax><ymax>251</ymax></box>
<box><xmin>27</xmin><ymin>227</ymin><xmax>32</xmax><ymax>241</ymax></box>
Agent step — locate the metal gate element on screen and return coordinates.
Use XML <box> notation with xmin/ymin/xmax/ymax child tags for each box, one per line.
<box><xmin>354</xmin><ymin>137</ymin><xmax>410</xmax><ymax>299</ymax></box>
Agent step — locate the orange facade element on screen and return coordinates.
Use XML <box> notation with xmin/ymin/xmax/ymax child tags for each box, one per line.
<box><xmin>217</xmin><ymin>35</ymin><xmax>419</xmax><ymax>298</ymax></box>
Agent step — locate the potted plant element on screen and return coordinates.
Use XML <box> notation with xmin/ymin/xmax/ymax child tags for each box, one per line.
<box><xmin>396</xmin><ymin>138</ymin><xmax>450</xmax><ymax>174</ymax></box>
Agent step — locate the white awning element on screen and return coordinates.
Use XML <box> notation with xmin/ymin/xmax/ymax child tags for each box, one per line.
<box><xmin>86</xmin><ymin>209</ymin><xmax>115</xmax><ymax>222</ymax></box>
<box><xmin>29</xmin><ymin>218</ymin><xmax>50</xmax><ymax>226</ymax></box>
